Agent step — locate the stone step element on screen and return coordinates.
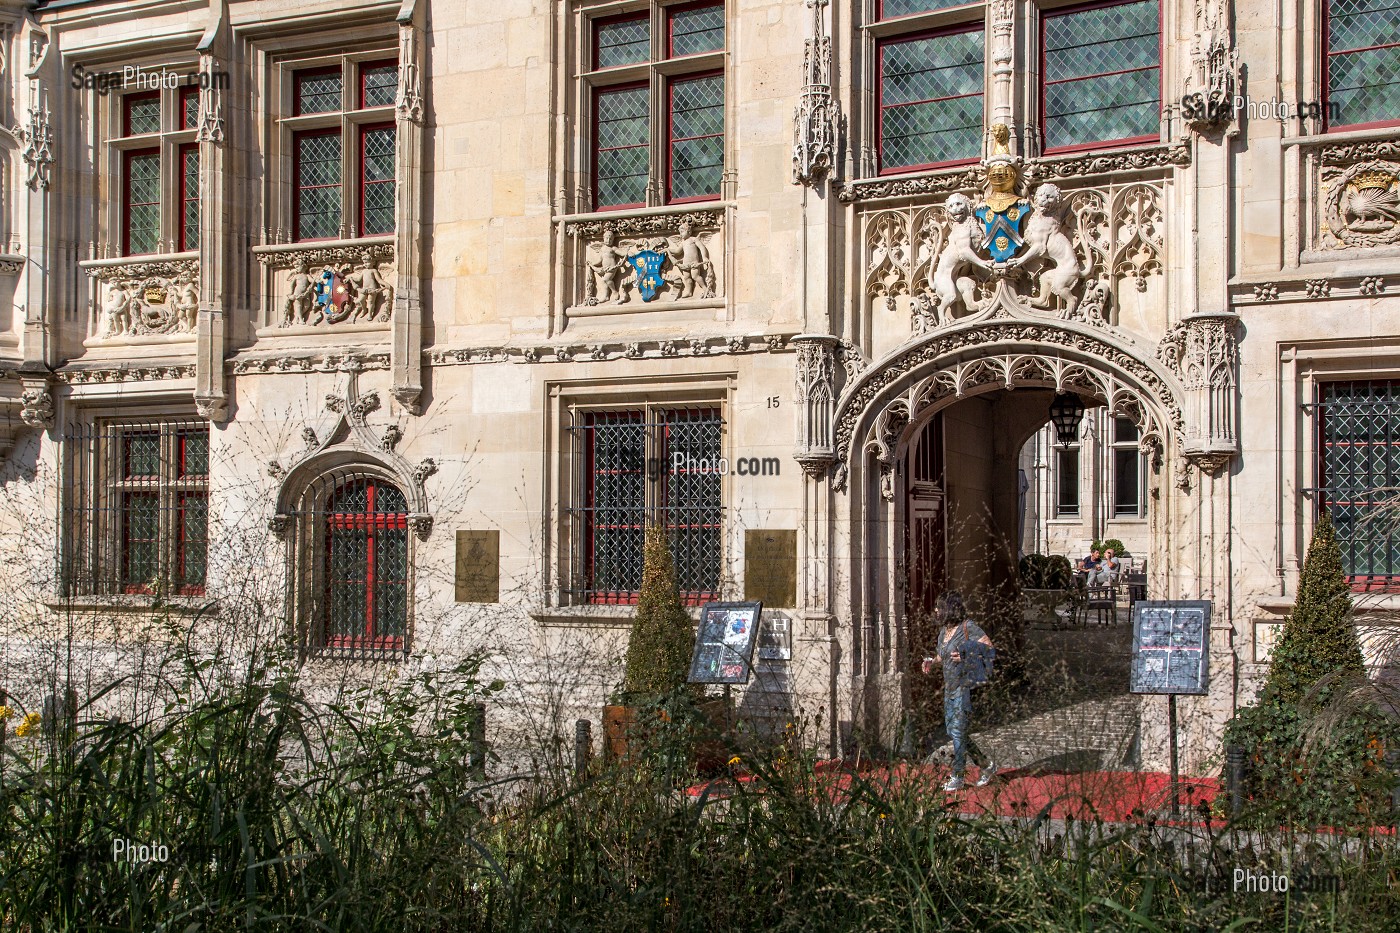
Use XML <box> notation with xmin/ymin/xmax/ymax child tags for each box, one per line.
<box><xmin>926</xmin><ymin>693</ymin><xmax>1141</xmax><ymax>772</ymax></box>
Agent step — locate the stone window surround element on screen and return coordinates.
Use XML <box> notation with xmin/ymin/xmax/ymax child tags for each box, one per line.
<box><xmin>1111</xmin><ymin>415</ymin><xmax>1146</xmax><ymax>518</ymax></box>
<box><xmin>856</xmin><ymin>0</ymin><xmax>1169</xmax><ymax>180</ymax></box>
<box><xmin>539</xmin><ymin>371</ymin><xmax>737</xmax><ymax>623</ymax></box>
<box><xmin>570</xmin><ymin>0</ymin><xmax>735</xmax><ymax>214</ymax></box>
<box><xmin>271</xmin><ymin>48</ymin><xmax>399</xmax><ymax>243</ymax></box>
<box><xmin>103</xmin><ymin>77</ymin><xmax>200</xmax><ymax>258</ymax></box>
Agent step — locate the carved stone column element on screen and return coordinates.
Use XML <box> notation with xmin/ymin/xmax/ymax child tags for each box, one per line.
<box><xmin>989</xmin><ymin>0</ymin><xmax>1016</xmax><ymax>150</ymax></box>
<box><xmin>392</xmin><ymin>0</ymin><xmax>427</xmax><ymax>414</ymax></box>
<box><xmin>792</xmin><ymin>334</ymin><xmax>838</xmax><ymax>475</ymax></box>
<box><xmin>18</xmin><ymin>24</ymin><xmax>54</xmax><ymax>383</ymax></box>
<box><xmin>1164</xmin><ymin>312</ymin><xmax>1240</xmax><ymax>469</ymax></box>
<box><xmin>195</xmin><ymin>8</ymin><xmax>229</xmax><ymax>422</ymax></box>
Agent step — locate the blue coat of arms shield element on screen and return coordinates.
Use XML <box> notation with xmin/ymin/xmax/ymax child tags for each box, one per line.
<box><xmin>628</xmin><ymin>250</ymin><xmax>667</xmax><ymax>302</ymax></box>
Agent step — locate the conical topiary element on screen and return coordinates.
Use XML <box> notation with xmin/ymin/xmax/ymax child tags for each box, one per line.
<box><xmin>1261</xmin><ymin>511</ymin><xmax>1365</xmax><ymax>708</ymax></box>
<box><xmin>622</xmin><ymin>524</ymin><xmax>695</xmax><ymax>699</ymax></box>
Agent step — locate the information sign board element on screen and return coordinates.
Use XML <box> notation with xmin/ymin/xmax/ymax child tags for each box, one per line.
<box><xmin>687</xmin><ymin>601</ymin><xmax>763</xmax><ymax>684</ymax></box>
<box><xmin>1130</xmin><ymin>600</ymin><xmax>1211</xmax><ymax>695</ymax></box>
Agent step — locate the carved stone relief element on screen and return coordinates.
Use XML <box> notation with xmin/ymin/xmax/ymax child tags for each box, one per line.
<box><xmin>255</xmin><ymin>243</ymin><xmax>396</xmax><ymax>328</ymax></box>
<box><xmin>792</xmin><ymin>0</ymin><xmax>838</xmax><ymax>187</ymax></box>
<box><xmin>1181</xmin><ymin>0</ymin><xmax>1239</xmax><ymax>133</ymax></box>
<box><xmin>566</xmin><ymin>209</ymin><xmax>724</xmax><ymax>307</ymax></box>
<box><xmin>84</xmin><ymin>258</ymin><xmax>200</xmax><ymax>339</ymax></box>
<box><xmin>793</xmin><ymin>334</ymin><xmax>838</xmax><ymax>476</ymax></box>
<box><xmin>1321</xmin><ymin>160</ymin><xmax>1400</xmax><ymax>250</ymax></box>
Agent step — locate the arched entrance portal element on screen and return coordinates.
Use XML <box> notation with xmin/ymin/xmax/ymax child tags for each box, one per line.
<box><xmin>827</xmin><ymin>316</ymin><xmax>1190</xmax><ymax>759</ymax></box>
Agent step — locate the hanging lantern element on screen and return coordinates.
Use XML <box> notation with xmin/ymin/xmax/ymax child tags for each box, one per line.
<box><xmin>1049</xmin><ymin>392</ymin><xmax>1086</xmax><ymax>446</ymax></box>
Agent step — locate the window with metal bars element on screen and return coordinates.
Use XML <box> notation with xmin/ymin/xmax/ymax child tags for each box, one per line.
<box><xmin>286</xmin><ymin>57</ymin><xmax>398</xmax><ymax>241</ymax></box>
<box><xmin>1317</xmin><ymin>380</ymin><xmax>1400</xmax><ymax>589</ymax></box>
<box><xmin>587</xmin><ymin>2</ymin><xmax>726</xmax><ymax>210</ymax></box>
<box><xmin>114</xmin><ymin>89</ymin><xmax>198</xmax><ymax>256</ymax></box>
<box><xmin>287</xmin><ymin>469</ymin><xmax>411</xmax><ymax>660</ymax></box>
<box><xmin>1041</xmin><ymin>0</ymin><xmax>1161</xmax><ymax>152</ymax></box>
<box><xmin>1326</xmin><ymin>0</ymin><xmax>1400</xmax><ymax>130</ymax></box>
<box><xmin>61</xmin><ymin>421</ymin><xmax>209</xmax><ymax>598</ymax></box>
<box><xmin>877</xmin><ymin>27</ymin><xmax>984</xmax><ymax>173</ymax></box>
<box><xmin>565</xmin><ymin>407</ymin><xmax>724</xmax><ymax>605</ymax></box>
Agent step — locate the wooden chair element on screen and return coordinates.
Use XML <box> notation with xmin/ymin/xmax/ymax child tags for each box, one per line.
<box><xmin>1081</xmin><ymin>584</ymin><xmax>1117</xmax><ymax>626</ymax></box>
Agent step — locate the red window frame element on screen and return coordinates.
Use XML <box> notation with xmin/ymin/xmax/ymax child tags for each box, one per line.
<box><xmin>293</xmin><ymin>65</ymin><xmax>343</xmax><ymax>116</ymax></box>
<box><xmin>122</xmin><ymin>147</ymin><xmax>161</xmax><ymax>256</ymax></box>
<box><xmin>582</xmin><ymin>410</ymin><xmax>645</xmax><ymax>605</ymax></box>
<box><xmin>179</xmin><ymin>85</ymin><xmax>200</xmax><ymax>130</ymax></box>
<box><xmin>358</xmin><ymin>122</ymin><xmax>396</xmax><ymax>236</ymax></box>
<box><xmin>876</xmin><ymin>26</ymin><xmax>984</xmax><ymax>175</ymax></box>
<box><xmin>593</xmin><ymin>10</ymin><xmax>650</xmax><ymax>71</ymax></box>
<box><xmin>358</xmin><ymin>58</ymin><xmax>399</xmax><ymax>110</ymax></box>
<box><xmin>122</xmin><ymin>91</ymin><xmax>160</xmax><ymax>137</ymax></box>
<box><xmin>1323</xmin><ymin>0</ymin><xmax>1400</xmax><ymax>132</ymax></box>
<box><xmin>666</xmin><ymin>0</ymin><xmax>724</xmax><ymax>59</ymax></box>
<box><xmin>322</xmin><ymin>480</ymin><xmax>408</xmax><ymax>650</ymax></box>
<box><xmin>665</xmin><ymin>69</ymin><xmax>724</xmax><ymax>203</ymax></box>
<box><xmin>292</xmin><ymin>128</ymin><xmax>342</xmax><ymax>242</ymax></box>
<box><xmin>178</xmin><ymin>143</ymin><xmax>200</xmax><ymax>252</ymax></box>
<box><xmin>1039</xmin><ymin>0</ymin><xmax>1162</xmax><ymax>156</ymax></box>
<box><xmin>592</xmin><ymin>81</ymin><xmax>649</xmax><ymax>211</ymax></box>
<box><xmin>876</xmin><ymin>0</ymin><xmax>980</xmax><ymax>20</ymax></box>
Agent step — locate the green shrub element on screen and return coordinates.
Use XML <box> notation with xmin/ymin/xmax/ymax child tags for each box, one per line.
<box><xmin>1018</xmin><ymin>553</ymin><xmax>1073</xmax><ymax>590</ymax></box>
<box><xmin>622</xmin><ymin>524</ymin><xmax>696</xmax><ymax>701</ymax></box>
<box><xmin>1090</xmin><ymin>538</ymin><xmax>1128</xmax><ymax>557</ymax></box>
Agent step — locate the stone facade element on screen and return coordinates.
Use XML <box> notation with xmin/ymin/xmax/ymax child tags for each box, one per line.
<box><xmin>0</xmin><ymin>0</ymin><xmax>1396</xmax><ymax>774</ymax></box>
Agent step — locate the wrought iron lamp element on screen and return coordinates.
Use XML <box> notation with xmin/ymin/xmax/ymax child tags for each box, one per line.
<box><xmin>1049</xmin><ymin>392</ymin><xmax>1085</xmax><ymax>446</ymax></box>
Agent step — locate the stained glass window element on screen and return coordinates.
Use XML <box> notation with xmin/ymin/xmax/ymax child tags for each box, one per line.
<box><xmin>360</xmin><ymin>61</ymin><xmax>398</xmax><ymax>108</ymax></box>
<box><xmin>295</xmin><ymin>68</ymin><xmax>343</xmax><ymax>115</ymax></box>
<box><xmin>295</xmin><ymin>130</ymin><xmax>343</xmax><ymax>240</ymax></box>
<box><xmin>180</xmin><ymin>144</ymin><xmax>200</xmax><ymax>252</ymax></box>
<box><xmin>596</xmin><ymin>14</ymin><xmax>650</xmax><ymax>68</ymax></box>
<box><xmin>1327</xmin><ymin>0</ymin><xmax>1400</xmax><ymax>128</ymax></box>
<box><xmin>669</xmin><ymin>3</ymin><xmax>724</xmax><ymax>57</ymax></box>
<box><xmin>1043</xmin><ymin>0</ymin><xmax>1160</xmax><ymax>150</ymax></box>
<box><xmin>879</xmin><ymin>30</ymin><xmax>984</xmax><ymax>171</ymax></box>
<box><xmin>1318</xmin><ymin>380</ymin><xmax>1400</xmax><ymax>587</ymax></box>
<box><xmin>595</xmin><ymin>85</ymin><xmax>650</xmax><ymax>208</ymax></box>
<box><xmin>361</xmin><ymin>125</ymin><xmax>396</xmax><ymax>235</ymax></box>
<box><xmin>668</xmin><ymin>73</ymin><xmax>724</xmax><ymax>201</ymax></box>
<box><xmin>124</xmin><ymin>150</ymin><xmax>161</xmax><ymax>255</ymax></box>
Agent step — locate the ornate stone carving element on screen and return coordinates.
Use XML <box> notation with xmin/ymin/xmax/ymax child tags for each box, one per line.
<box><xmin>408</xmin><ymin>514</ymin><xmax>433</xmax><ymax>540</ymax></box>
<box><xmin>1182</xmin><ymin>0</ymin><xmax>1239</xmax><ymax>133</ymax></box>
<box><xmin>16</xmin><ymin>98</ymin><xmax>53</xmax><ymax>191</ymax></box>
<box><xmin>19</xmin><ymin>382</ymin><xmax>53</xmax><ymax>428</ymax></box>
<box><xmin>792</xmin><ymin>0</ymin><xmax>838</xmax><ymax>186</ymax></box>
<box><xmin>426</xmin><ymin>334</ymin><xmax>795</xmax><ymax>366</ymax></box>
<box><xmin>1008</xmin><ymin>183</ymin><xmax>1089</xmax><ymax>317</ymax></box>
<box><xmin>380</xmin><ymin>424</ymin><xmax>403</xmax><ymax>451</ymax></box>
<box><xmin>1322</xmin><ymin>161</ymin><xmax>1400</xmax><ymax>249</ymax></box>
<box><xmin>793</xmin><ymin>334</ymin><xmax>838</xmax><ymax>476</ymax></box>
<box><xmin>84</xmin><ymin>258</ymin><xmax>201</xmax><ymax>338</ymax></box>
<box><xmin>1157</xmin><ymin>316</ymin><xmax>1237</xmax><ymax>392</ymax></box>
<box><xmin>1305</xmin><ymin>278</ymin><xmax>1331</xmax><ymax>298</ymax></box>
<box><xmin>1360</xmin><ymin>276</ymin><xmax>1386</xmax><ymax>296</ymax></box>
<box><xmin>231</xmin><ymin>351</ymin><xmax>391</xmax><ymax>375</ymax></box>
<box><xmin>55</xmin><ymin>364</ymin><xmax>196</xmax><ymax>384</ymax></box>
<box><xmin>565</xmin><ymin>208</ymin><xmax>725</xmax><ymax>241</ymax></box>
<box><xmin>195</xmin><ymin>394</ymin><xmax>228</xmax><ymax>422</ymax></box>
<box><xmin>268</xmin><ymin>515</ymin><xmax>290</xmax><ymax>538</ymax></box>
<box><xmin>838</xmin><ymin>167</ymin><xmax>983</xmax><ymax>203</ymax></box>
<box><xmin>277</xmin><ymin>251</ymin><xmax>394</xmax><ymax>327</ymax></box>
<box><xmin>1320</xmin><ymin>139</ymin><xmax>1400</xmax><ymax>166</ymax></box>
<box><xmin>1252</xmin><ymin>283</ymin><xmax>1278</xmax><ymax>301</ymax></box>
<box><xmin>580</xmin><ymin>219</ymin><xmax>718</xmax><ymax>306</ymax></box>
<box><xmin>1027</xmin><ymin>144</ymin><xmax>1191</xmax><ymax>183</ymax></box>
<box><xmin>396</xmin><ymin>27</ymin><xmax>424</xmax><ymax>123</ymax></box>
<box><xmin>197</xmin><ymin>66</ymin><xmax>224</xmax><ymax>142</ymax></box>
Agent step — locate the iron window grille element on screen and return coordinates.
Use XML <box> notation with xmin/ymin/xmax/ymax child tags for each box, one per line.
<box><xmin>1325</xmin><ymin>0</ymin><xmax>1400</xmax><ymax>131</ymax></box>
<box><xmin>285</xmin><ymin>56</ymin><xmax>398</xmax><ymax>241</ymax></box>
<box><xmin>877</xmin><ymin>26</ymin><xmax>985</xmax><ymax>173</ymax></box>
<box><xmin>564</xmin><ymin>407</ymin><xmax>724</xmax><ymax>605</ymax></box>
<box><xmin>60</xmin><ymin>420</ymin><xmax>209</xmax><ymax>598</ymax></box>
<box><xmin>1041</xmin><ymin>0</ymin><xmax>1161</xmax><ymax>153</ymax></box>
<box><xmin>112</xmin><ymin>87</ymin><xmax>199</xmax><ymax>256</ymax></box>
<box><xmin>288</xmin><ymin>469</ymin><xmax>411</xmax><ymax>661</ymax></box>
<box><xmin>587</xmin><ymin>1</ymin><xmax>726</xmax><ymax>210</ymax></box>
<box><xmin>1316</xmin><ymin>380</ymin><xmax>1400</xmax><ymax>590</ymax></box>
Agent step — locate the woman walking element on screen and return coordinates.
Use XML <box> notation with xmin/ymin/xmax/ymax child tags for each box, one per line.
<box><xmin>921</xmin><ymin>591</ymin><xmax>998</xmax><ymax>791</ymax></box>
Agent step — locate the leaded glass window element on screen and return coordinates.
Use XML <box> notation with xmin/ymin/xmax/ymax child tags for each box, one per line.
<box><xmin>879</xmin><ymin>30</ymin><xmax>984</xmax><ymax>172</ymax></box>
<box><xmin>360</xmin><ymin>61</ymin><xmax>398</xmax><ymax>109</ymax></box>
<box><xmin>179</xmin><ymin>144</ymin><xmax>200</xmax><ymax>252</ymax></box>
<box><xmin>296</xmin><ymin>68</ymin><xmax>343</xmax><ymax>115</ymax></box>
<box><xmin>1056</xmin><ymin>445</ymin><xmax>1081</xmax><ymax>518</ymax></box>
<box><xmin>360</xmin><ymin>125</ymin><xmax>396</xmax><ymax>236</ymax></box>
<box><xmin>295</xmin><ymin>131</ymin><xmax>343</xmax><ymax>240</ymax></box>
<box><xmin>880</xmin><ymin>0</ymin><xmax>979</xmax><ymax>18</ymax></box>
<box><xmin>61</xmin><ymin>421</ymin><xmax>209</xmax><ymax>598</ymax></box>
<box><xmin>124</xmin><ymin>150</ymin><xmax>161</xmax><ymax>255</ymax></box>
<box><xmin>1043</xmin><ymin>0</ymin><xmax>1160</xmax><ymax>150</ymax></box>
<box><xmin>595</xmin><ymin>85</ymin><xmax>650</xmax><ymax>208</ymax></box>
<box><xmin>124</xmin><ymin>93</ymin><xmax>161</xmax><ymax>136</ymax></box>
<box><xmin>1318</xmin><ymin>381</ymin><xmax>1400</xmax><ymax>587</ymax></box>
<box><xmin>1327</xmin><ymin>0</ymin><xmax>1400</xmax><ymax>129</ymax></box>
<box><xmin>1113</xmin><ymin>418</ymin><xmax>1144</xmax><ymax>518</ymax></box>
<box><xmin>668</xmin><ymin>73</ymin><xmax>724</xmax><ymax>201</ymax></box>
<box><xmin>587</xmin><ymin>2</ymin><xmax>726</xmax><ymax>209</ymax></box>
<box><xmin>568</xmin><ymin>407</ymin><xmax>724</xmax><ymax>605</ymax></box>
<box><xmin>180</xmin><ymin>87</ymin><xmax>200</xmax><ymax>130</ymax></box>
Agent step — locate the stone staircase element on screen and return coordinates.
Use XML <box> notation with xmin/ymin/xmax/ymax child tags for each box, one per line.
<box><xmin>927</xmin><ymin>693</ymin><xmax>1142</xmax><ymax>772</ymax></box>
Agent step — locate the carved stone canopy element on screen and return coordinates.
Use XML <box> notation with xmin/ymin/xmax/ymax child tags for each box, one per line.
<box><xmin>267</xmin><ymin>358</ymin><xmax>434</xmax><ymax>539</ymax></box>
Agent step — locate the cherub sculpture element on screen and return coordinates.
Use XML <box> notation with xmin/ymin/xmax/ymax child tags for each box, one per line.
<box><xmin>346</xmin><ymin>252</ymin><xmax>391</xmax><ymax>322</ymax></box>
<box><xmin>587</xmin><ymin>229</ymin><xmax>632</xmax><ymax>304</ymax></box>
<box><xmin>932</xmin><ymin>193</ymin><xmax>991</xmax><ymax>322</ymax></box>
<box><xmin>103</xmin><ymin>281</ymin><xmax>133</xmax><ymax>337</ymax></box>
<box><xmin>1010</xmin><ymin>184</ymin><xmax>1087</xmax><ymax>318</ymax></box>
<box><xmin>282</xmin><ymin>260</ymin><xmax>316</xmax><ymax>326</ymax></box>
<box><xmin>667</xmin><ymin>220</ymin><xmax>714</xmax><ymax>299</ymax></box>
<box><xmin>173</xmin><ymin>272</ymin><xmax>199</xmax><ymax>332</ymax></box>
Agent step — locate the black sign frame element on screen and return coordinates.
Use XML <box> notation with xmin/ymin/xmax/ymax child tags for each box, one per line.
<box><xmin>687</xmin><ymin>601</ymin><xmax>764</xmax><ymax>684</ymax></box>
<box><xmin>1130</xmin><ymin>600</ymin><xmax>1211</xmax><ymax>695</ymax></box>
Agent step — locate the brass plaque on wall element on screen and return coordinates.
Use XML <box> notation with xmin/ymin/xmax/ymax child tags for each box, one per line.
<box><xmin>744</xmin><ymin>529</ymin><xmax>796</xmax><ymax>608</ymax></box>
<box><xmin>455</xmin><ymin>530</ymin><xmax>500</xmax><ymax>603</ymax></box>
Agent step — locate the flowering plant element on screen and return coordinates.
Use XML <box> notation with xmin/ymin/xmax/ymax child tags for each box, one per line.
<box><xmin>13</xmin><ymin>712</ymin><xmax>41</xmax><ymax>738</ymax></box>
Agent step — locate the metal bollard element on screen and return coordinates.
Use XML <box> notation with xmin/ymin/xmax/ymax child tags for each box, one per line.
<box><xmin>575</xmin><ymin>719</ymin><xmax>593</xmax><ymax>777</ymax></box>
<box><xmin>1226</xmin><ymin>744</ymin><xmax>1246</xmax><ymax>818</ymax></box>
<box><xmin>467</xmin><ymin>702</ymin><xmax>487</xmax><ymax>780</ymax></box>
